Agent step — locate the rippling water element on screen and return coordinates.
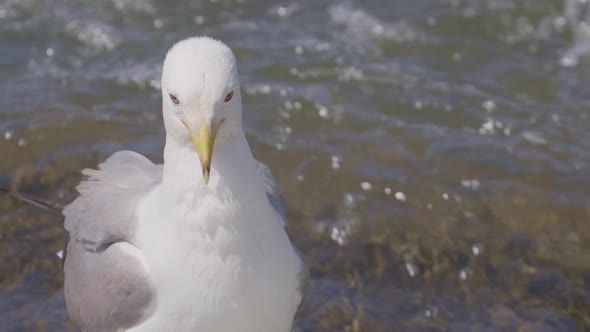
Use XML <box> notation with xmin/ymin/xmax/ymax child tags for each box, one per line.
<box><xmin>2</xmin><ymin>0</ymin><xmax>590</xmax><ymax>331</ymax></box>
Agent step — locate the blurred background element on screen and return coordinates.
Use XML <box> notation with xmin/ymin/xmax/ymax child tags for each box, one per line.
<box><xmin>1</xmin><ymin>0</ymin><xmax>590</xmax><ymax>331</ymax></box>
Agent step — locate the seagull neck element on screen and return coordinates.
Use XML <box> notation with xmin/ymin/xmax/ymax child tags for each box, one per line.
<box><xmin>161</xmin><ymin>132</ymin><xmax>257</xmax><ymax>190</ymax></box>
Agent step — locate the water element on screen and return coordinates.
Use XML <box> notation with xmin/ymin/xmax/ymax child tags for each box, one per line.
<box><xmin>1</xmin><ymin>0</ymin><xmax>590</xmax><ymax>330</ymax></box>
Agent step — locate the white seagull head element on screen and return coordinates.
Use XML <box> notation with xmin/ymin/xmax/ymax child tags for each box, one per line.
<box><xmin>161</xmin><ymin>36</ymin><xmax>243</xmax><ymax>185</ymax></box>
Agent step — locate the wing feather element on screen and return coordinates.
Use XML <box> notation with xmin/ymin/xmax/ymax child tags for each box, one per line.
<box><xmin>63</xmin><ymin>151</ymin><xmax>161</xmax><ymax>332</ymax></box>
<box><xmin>256</xmin><ymin>161</ymin><xmax>287</xmax><ymax>225</ymax></box>
<box><xmin>64</xmin><ymin>151</ymin><xmax>161</xmax><ymax>251</ymax></box>
<box><xmin>255</xmin><ymin>160</ymin><xmax>308</xmax><ymax>309</ymax></box>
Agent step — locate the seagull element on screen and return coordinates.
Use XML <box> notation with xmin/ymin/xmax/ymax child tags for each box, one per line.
<box><xmin>5</xmin><ymin>37</ymin><xmax>307</xmax><ymax>332</ymax></box>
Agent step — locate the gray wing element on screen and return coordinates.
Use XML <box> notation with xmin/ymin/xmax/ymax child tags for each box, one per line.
<box><xmin>63</xmin><ymin>151</ymin><xmax>162</xmax><ymax>332</ymax></box>
<box><xmin>256</xmin><ymin>160</ymin><xmax>288</xmax><ymax>224</ymax></box>
<box><xmin>255</xmin><ymin>160</ymin><xmax>308</xmax><ymax>309</ymax></box>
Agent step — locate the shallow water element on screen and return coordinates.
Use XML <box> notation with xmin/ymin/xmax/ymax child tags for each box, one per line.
<box><xmin>1</xmin><ymin>0</ymin><xmax>590</xmax><ymax>331</ymax></box>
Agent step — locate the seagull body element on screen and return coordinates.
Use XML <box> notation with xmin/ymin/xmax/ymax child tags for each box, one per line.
<box><xmin>62</xmin><ymin>37</ymin><xmax>306</xmax><ymax>332</ymax></box>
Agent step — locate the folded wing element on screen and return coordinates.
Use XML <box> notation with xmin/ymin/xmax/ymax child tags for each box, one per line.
<box><xmin>63</xmin><ymin>151</ymin><xmax>162</xmax><ymax>332</ymax></box>
<box><xmin>255</xmin><ymin>160</ymin><xmax>308</xmax><ymax>310</ymax></box>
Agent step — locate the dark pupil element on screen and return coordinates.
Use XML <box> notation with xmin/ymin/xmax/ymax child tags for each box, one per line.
<box><xmin>224</xmin><ymin>91</ymin><xmax>233</xmax><ymax>102</ymax></box>
<box><xmin>170</xmin><ymin>94</ymin><xmax>179</xmax><ymax>104</ymax></box>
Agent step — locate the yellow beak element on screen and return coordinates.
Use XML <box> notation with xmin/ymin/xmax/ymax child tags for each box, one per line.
<box><xmin>191</xmin><ymin>123</ymin><xmax>214</xmax><ymax>185</ymax></box>
<box><xmin>182</xmin><ymin>118</ymin><xmax>224</xmax><ymax>186</ymax></box>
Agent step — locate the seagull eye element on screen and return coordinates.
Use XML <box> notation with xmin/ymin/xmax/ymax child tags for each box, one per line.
<box><xmin>224</xmin><ymin>91</ymin><xmax>234</xmax><ymax>103</ymax></box>
<box><xmin>169</xmin><ymin>93</ymin><xmax>180</xmax><ymax>105</ymax></box>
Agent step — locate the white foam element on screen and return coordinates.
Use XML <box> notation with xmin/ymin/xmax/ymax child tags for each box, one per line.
<box><xmin>560</xmin><ymin>0</ymin><xmax>590</xmax><ymax>67</ymax></box>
